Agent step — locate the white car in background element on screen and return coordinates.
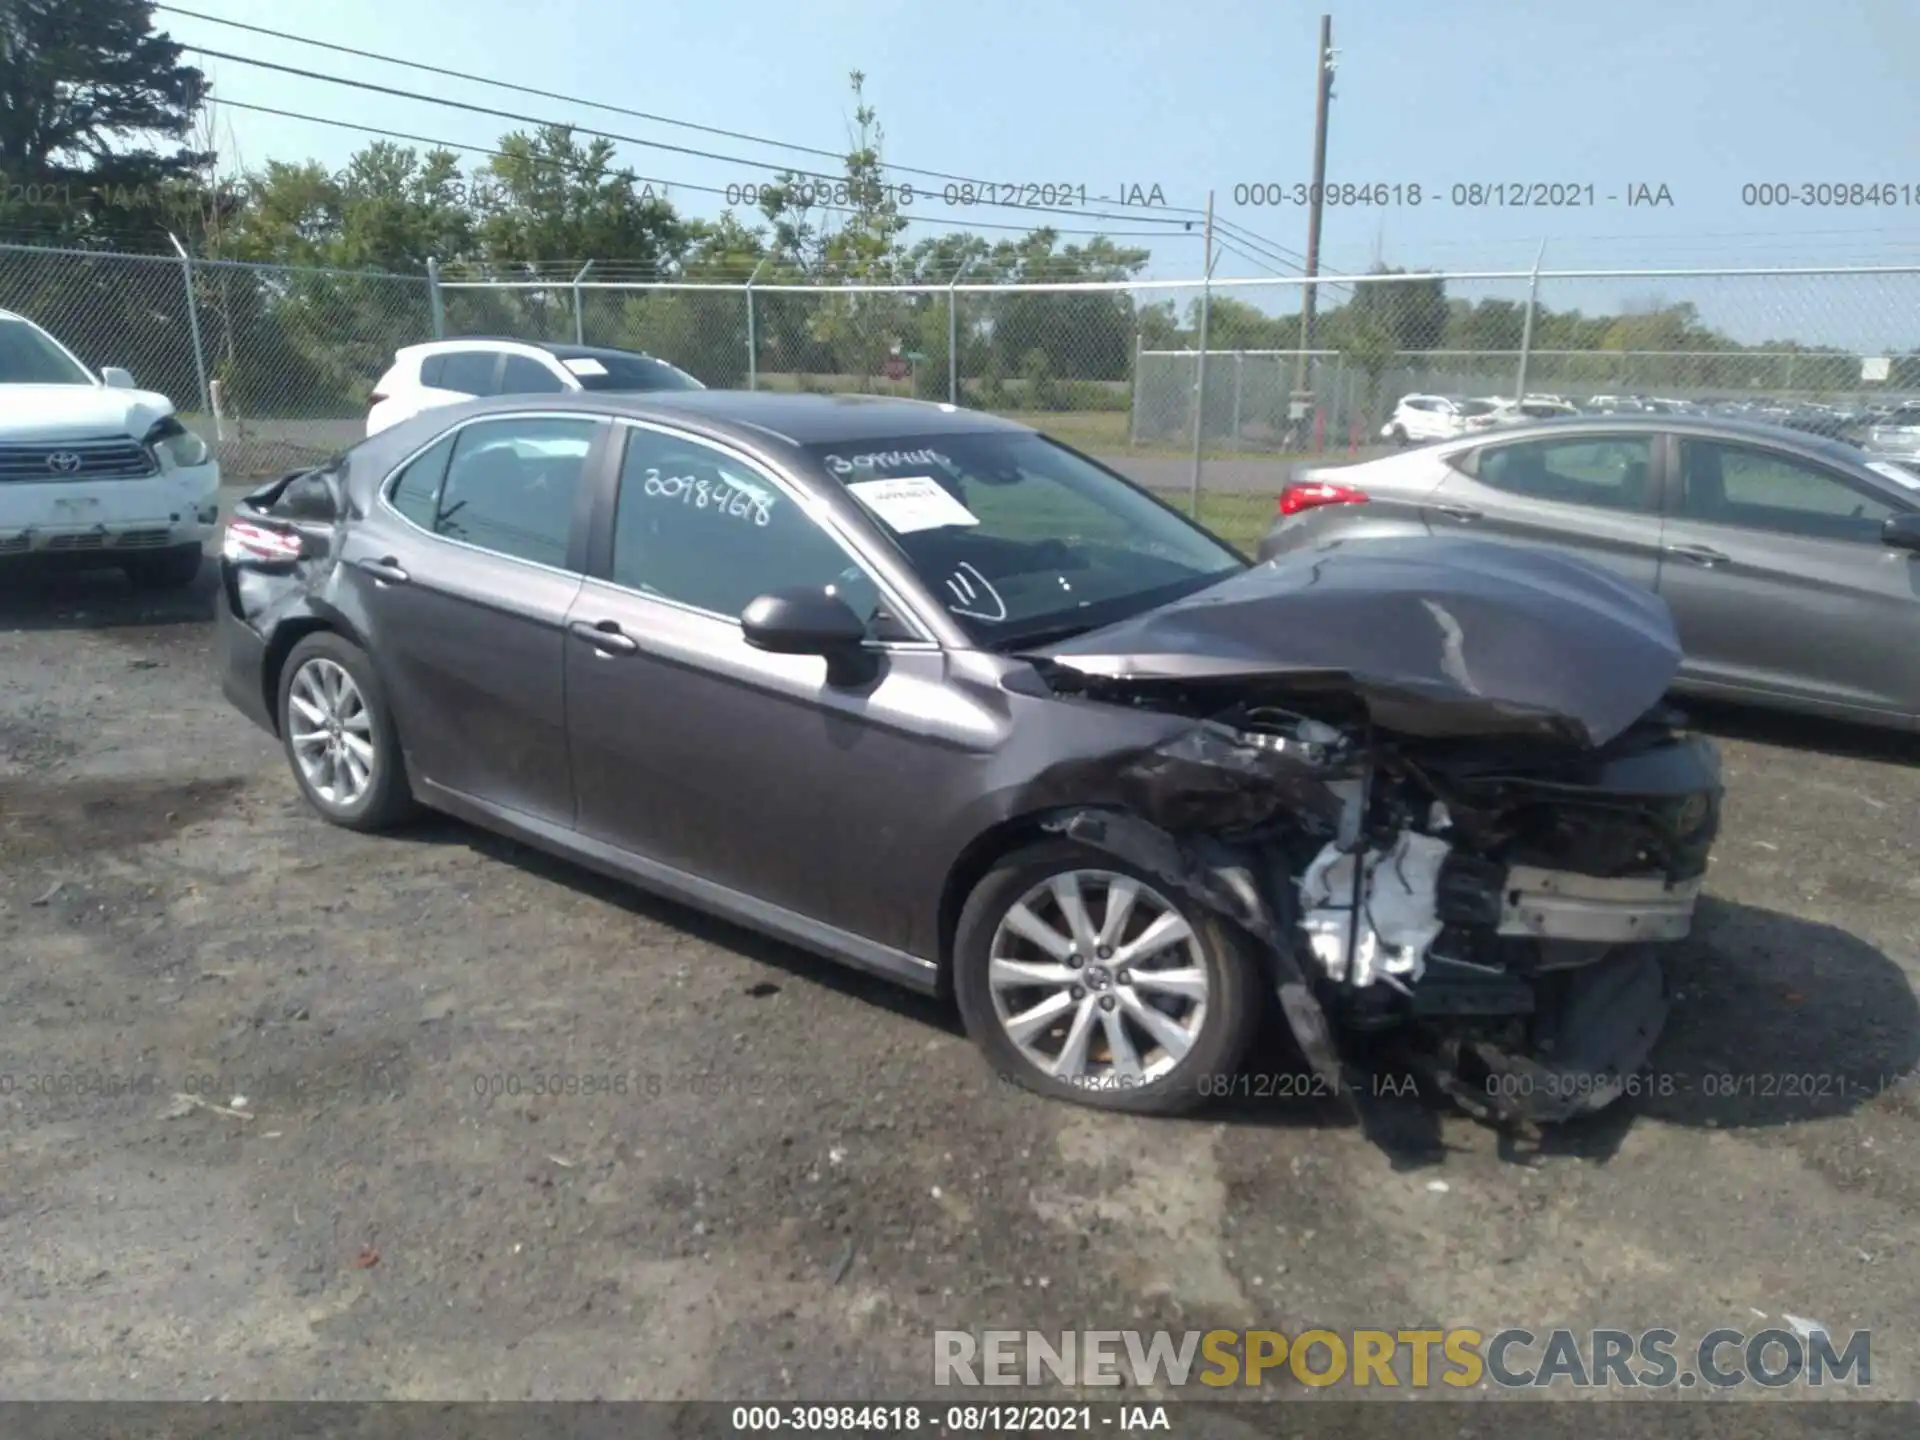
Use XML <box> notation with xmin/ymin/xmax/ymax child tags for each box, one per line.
<box><xmin>1381</xmin><ymin>394</ymin><xmax>1500</xmax><ymax>445</ymax></box>
<box><xmin>0</xmin><ymin>308</ymin><xmax>218</xmax><ymax>589</ymax></box>
<box><xmin>367</xmin><ymin>337</ymin><xmax>704</xmax><ymax>435</ymax></box>
<box><xmin>1479</xmin><ymin>394</ymin><xmax>1581</xmax><ymax>426</ymax></box>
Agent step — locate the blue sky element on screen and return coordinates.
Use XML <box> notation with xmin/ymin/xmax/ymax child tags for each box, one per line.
<box><xmin>157</xmin><ymin>0</ymin><xmax>1920</xmax><ymax>345</ymax></box>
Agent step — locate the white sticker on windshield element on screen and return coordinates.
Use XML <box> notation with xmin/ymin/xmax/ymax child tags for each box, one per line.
<box><xmin>847</xmin><ymin>475</ymin><xmax>979</xmax><ymax>533</ymax></box>
<box><xmin>1866</xmin><ymin>460</ymin><xmax>1920</xmax><ymax>490</ymax></box>
<box><xmin>562</xmin><ymin>357</ymin><xmax>608</xmax><ymax>377</ymax></box>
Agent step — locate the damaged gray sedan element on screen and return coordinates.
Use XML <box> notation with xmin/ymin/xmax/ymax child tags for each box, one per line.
<box><xmin>215</xmin><ymin>392</ymin><xmax>1721</xmax><ymax>1126</ymax></box>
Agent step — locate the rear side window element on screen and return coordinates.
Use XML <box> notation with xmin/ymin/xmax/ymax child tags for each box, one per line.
<box><xmin>437</xmin><ymin>349</ymin><xmax>499</xmax><ymax>395</ymax></box>
<box><xmin>420</xmin><ymin>354</ymin><xmax>446</xmax><ymax>386</ymax></box>
<box><xmin>387</xmin><ymin>432</ymin><xmax>458</xmax><ymax>529</ymax></box>
<box><xmin>1474</xmin><ymin>434</ymin><xmax>1654</xmax><ymax>512</ymax></box>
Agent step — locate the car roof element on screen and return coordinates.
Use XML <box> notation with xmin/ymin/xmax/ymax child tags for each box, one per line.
<box><xmin>399</xmin><ymin>337</ymin><xmax>677</xmax><ymax>364</ymax></box>
<box><xmin>1436</xmin><ymin>412</ymin><xmax>1877</xmax><ymax>465</ymax></box>
<box><xmin>378</xmin><ymin>388</ymin><xmax>1032</xmax><ymax>448</ymax></box>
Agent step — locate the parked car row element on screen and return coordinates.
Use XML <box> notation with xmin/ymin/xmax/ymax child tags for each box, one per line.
<box><xmin>1270</xmin><ymin>413</ymin><xmax>1920</xmax><ymax>731</ymax></box>
<box><xmin>1380</xmin><ymin>390</ymin><xmax>1920</xmax><ymax>452</ymax></box>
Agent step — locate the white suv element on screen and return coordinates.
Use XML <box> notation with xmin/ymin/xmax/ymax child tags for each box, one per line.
<box><xmin>1380</xmin><ymin>394</ymin><xmax>1499</xmax><ymax>446</ymax></box>
<box><xmin>368</xmin><ymin>338</ymin><xmax>704</xmax><ymax>435</ymax></box>
<box><xmin>0</xmin><ymin>309</ymin><xmax>219</xmax><ymax>588</ymax></box>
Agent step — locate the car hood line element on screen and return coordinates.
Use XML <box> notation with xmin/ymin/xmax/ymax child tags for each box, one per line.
<box><xmin>1025</xmin><ymin>535</ymin><xmax>1685</xmax><ymax>748</ymax></box>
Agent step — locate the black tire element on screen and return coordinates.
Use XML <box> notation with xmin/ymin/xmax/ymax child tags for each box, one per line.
<box><xmin>276</xmin><ymin>631</ymin><xmax>416</xmax><ymax>832</ymax></box>
<box><xmin>953</xmin><ymin>839</ymin><xmax>1262</xmax><ymax>1115</ymax></box>
<box><xmin>1389</xmin><ymin>424</ymin><xmax>1409</xmax><ymax>447</ymax></box>
<box><xmin>124</xmin><ymin>544</ymin><xmax>204</xmax><ymax>590</ymax></box>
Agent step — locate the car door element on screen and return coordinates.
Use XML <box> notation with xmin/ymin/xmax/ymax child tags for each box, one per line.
<box><xmin>1654</xmin><ymin>435</ymin><xmax>1920</xmax><ymax>716</ymax></box>
<box><xmin>560</xmin><ymin>420</ymin><xmax>974</xmax><ymax>954</ymax></box>
<box><xmin>1422</xmin><ymin>429</ymin><xmax>1664</xmax><ymax>588</ymax></box>
<box><xmin>339</xmin><ymin>412</ymin><xmax>606</xmax><ymax>823</ymax></box>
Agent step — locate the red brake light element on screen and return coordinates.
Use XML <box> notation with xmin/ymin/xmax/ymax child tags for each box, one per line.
<box><xmin>1278</xmin><ymin>480</ymin><xmax>1369</xmax><ymax>516</ymax></box>
<box><xmin>222</xmin><ymin>519</ymin><xmax>305</xmax><ymax>563</ymax></box>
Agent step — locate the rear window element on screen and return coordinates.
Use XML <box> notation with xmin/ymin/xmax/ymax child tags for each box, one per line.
<box><xmin>420</xmin><ymin>354</ymin><xmax>446</xmax><ymax>386</ymax></box>
<box><xmin>437</xmin><ymin>350</ymin><xmax>499</xmax><ymax>395</ymax></box>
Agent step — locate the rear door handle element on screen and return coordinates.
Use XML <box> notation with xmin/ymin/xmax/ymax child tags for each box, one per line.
<box><xmin>356</xmin><ymin>557</ymin><xmax>409</xmax><ymax>584</ymax></box>
<box><xmin>1664</xmin><ymin>543</ymin><xmax>1728</xmax><ymax>567</ymax></box>
<box><xmin>568</xmin><ymin>619</ymin><xmax>639</xmax><ymax>656</ymax></box>
<box><xmin>1431</xmin><ymin>504</ymin><xmax>1481</xmax><ymax>522</ymax></box>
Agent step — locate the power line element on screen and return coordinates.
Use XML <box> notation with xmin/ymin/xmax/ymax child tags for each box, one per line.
<box><xmin>158</xmin><ymin>3</ymin><xmax>1219</xmax><ymax>222</ymax></box>
<box><xmin>211</xmin><ymin>98</ymin><xmax>1201</xmax><ymax>249</ymax></box>
<box><xmin>180</xmin><ymin>43</ymin><xmax>1207</xmax><ymax>233</ymax></box>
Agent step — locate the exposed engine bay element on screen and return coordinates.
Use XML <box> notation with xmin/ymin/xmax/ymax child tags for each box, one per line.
<box><xmin>1029</xmin><ymin>673</ymin><xmax>1722</xmax><ymax>1128</ymax></box>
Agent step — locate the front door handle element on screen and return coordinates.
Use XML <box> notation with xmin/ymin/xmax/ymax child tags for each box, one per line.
<box><xmin>356</xmin><ymin>556</ymin><xmax>409</xmax><ymax>584</ymax></box>
<box><xmin>569</xmin><ymin>619</ymin><xmax>639</xmax><ymax>656</ymax></box>
<box><xmin>1664</xmin><ymin>543</ymin><xmax>1728</xmax><ymax>567</ymax></box>
<box><xmin>1431</xmin><ymin>504</ymin><xmax>1481</xmax><ymax>522</ymax></box>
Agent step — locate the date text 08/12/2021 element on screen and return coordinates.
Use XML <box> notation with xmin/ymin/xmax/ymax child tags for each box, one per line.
<box><xmin>1229</xmin><ymin>181</ymin><xmax>1674</xmax><ymax>207</ymax></box>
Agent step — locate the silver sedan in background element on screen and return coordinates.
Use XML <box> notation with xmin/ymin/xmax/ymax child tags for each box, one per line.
<box><xmin>1259</xmin><ymin>416</ymin><xmax>1920</xmax><ymax>731</ymax></box>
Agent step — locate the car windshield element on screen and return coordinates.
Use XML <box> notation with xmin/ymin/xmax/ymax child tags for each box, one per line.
<box><xmin>555</xmin><ymin>352</ymin><xmax>704</xmax><ymax>392</ymax></box>
<box><xmin>0</xmin><ymin>318</ymin><xmax>93</xmax><ymax>385</ymax></box>
<box><xmin>804</xmin><ymin>431</ymin><xmax>1245</xmax><ymax>646</ymax></box>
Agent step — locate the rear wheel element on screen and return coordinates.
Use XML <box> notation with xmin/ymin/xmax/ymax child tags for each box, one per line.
<box><xmin>277</xmin><ymin>632</ymin><xmax>416</xmax><ymax>831</ymax></box>
<box><xmin>1389</xmin><ymin>424</ymin><xmax>1409</xmax><ymax>447</ymax></box>
<box><xmin>953</xmin><ymin>840</ymin><xmax>1261</xmax><ymax>1115</ymax></box>
<box><xmin>124</xmin><ymin>544</ymin><xmax>203</xmax><ymax>590</ymax></box>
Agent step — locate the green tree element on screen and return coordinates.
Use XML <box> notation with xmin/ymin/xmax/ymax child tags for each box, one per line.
<box><xmin>0</xmin><ymin>0</ymin><xmax>209</xmax><ymax>244</ymax></box>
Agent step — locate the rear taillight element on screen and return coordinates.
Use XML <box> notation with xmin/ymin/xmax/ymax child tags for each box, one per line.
<box><xmin>1278</xmin><ymin>480</ymin><xmax>1370</xmax><ymax>516</ymax></box>
<box><xmin>222</xmin><ymin>519</ymin><xmax>304</xmax><ymax>564</ymax></box>
<box><xmin>368</xmin><ymin>390</ymin><xmax>388</xmax><ymax>407</ymax></box>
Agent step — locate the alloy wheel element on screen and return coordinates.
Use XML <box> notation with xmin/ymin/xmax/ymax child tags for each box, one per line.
<box><xmin>987</xmin><ymin>869</ymin><xmax>1210</xmax><ymax>1085</ymax></box>
<box><xmin>286</xmin><ymin>657</ymin><xmax>376</xmax><ymax>809</ymax></box>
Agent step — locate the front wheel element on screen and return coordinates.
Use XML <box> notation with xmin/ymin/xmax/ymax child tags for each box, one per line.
<box><xmin>953</xmin><ymin>840</ymin><xmax>1261</xmax><ymax>1115</ymax></box>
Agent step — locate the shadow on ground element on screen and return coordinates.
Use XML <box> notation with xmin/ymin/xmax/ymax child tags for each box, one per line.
<box><xmin>376</xmin><ymin>807</ymin><xmax>1918</xmax><ymax>1175</ymax></box>
<box><xmin>0</xmin><ymin>554</ymin><xmax>214</xmax><ymax>633</ymax></box>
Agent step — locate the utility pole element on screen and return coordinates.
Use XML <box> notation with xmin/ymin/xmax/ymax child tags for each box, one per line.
<box><xmin>1291</xmin><ymin>14</ymin><xmax>1335</xmax><ymax>436</ymax></box>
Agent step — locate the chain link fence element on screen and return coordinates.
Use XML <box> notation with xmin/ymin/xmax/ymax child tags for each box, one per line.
<box><xmin>7</xmin><ymin>240</ymin><xmax>1920</xmax><ymax>552</ymax></box>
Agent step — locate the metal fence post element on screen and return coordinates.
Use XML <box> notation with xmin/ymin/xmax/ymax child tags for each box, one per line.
<box><xmin>1514</xmin><ymin>239</ymin><xmax>1546</xmax><ymax>402</ymax></box>
<box><xmin>165</xmin><ymin>233</ymin><xmax>213</xmax><ymax>422</ymax></box>
<box><xmin>745</xmin><ymin>258</ymin><xmax>768</xmax><ymax>390</ymax></box>
<box><xmin>427</xmin><ymin>257</ymin><xmax>446</xmax><ymax>338</ymax></box>
<box><xmin>1231</xmin><ymin>351</ymin><xmax>1244</xmax><ymax>445</ymax></box>
<box><xmin>1187</xmin><ymin>191</ymin><xmax>1216</xmax><ymax>517</ymax></box>
<box><xmin>571</xmin><ymin>260</ymin><xmax>594</xmax><ymax>344</ymax></box>
<box><xmin>948</xmin><ymin>257</ymin><xmax>977</xmax><ymax>405</ymax></box>
<box><xmin>1128</xmin><ymin>327</ymin><xmax>1142</xmax><ymax>445</ymax></box>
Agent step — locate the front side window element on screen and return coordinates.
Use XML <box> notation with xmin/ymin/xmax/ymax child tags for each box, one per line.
<box><xmin>1474</xmin><ymin>434</ymin><xmax>1654</xmax><ymax>512</ymax></box>
<box><xmin>500</xmin><ymin>354</ymin><xmax>568</xmax><ymax>394</ymax></box>
<box><xmin>395</xmin><ymin>416</ymin><xmax>598</xmax><ymax>567</ymax></box>
<box><xmin>437</xmin><ymin>349</ymin><xmax>499</xmax><ymax>395</ymax></box>
<box><xmin>1678</xmin><ymin>441</ymin><xmax>1899</xmax><ymax>542</ymax></box>
<box><xmin>0</xmin><ymin>318</ymin><xmax>92</xmax><ymax>385</ymax></box>
<box><xmin>802</xmin><ymin>431</ymin><xmax>1245</xmax><ymax>645</ymax></box>
<box><xmin>609</xmin><ymin>426</ymin><xmax>884</xmax><ymax>625</ymax></box>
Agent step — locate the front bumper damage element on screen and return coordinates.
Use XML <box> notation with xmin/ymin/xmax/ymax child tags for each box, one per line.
<box><xmin>1034</xmin><ymin>709</ymin><xmax>1721</xmax><ymax>1131</ymax></box>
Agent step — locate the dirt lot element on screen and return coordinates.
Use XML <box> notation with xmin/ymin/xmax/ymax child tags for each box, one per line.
<box><xmin>1</xmin><ymin>552</ymin><xmax>1917</xmax><ymax>1408</ymax></box>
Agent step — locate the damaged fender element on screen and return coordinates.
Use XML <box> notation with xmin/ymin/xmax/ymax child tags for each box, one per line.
<box><xmin>1039</xmin><ymin>806</ymin><xmax>1354</xmax><ymax>1104</ymax></box>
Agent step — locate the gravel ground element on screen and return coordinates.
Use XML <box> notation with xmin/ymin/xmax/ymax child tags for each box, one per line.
<box><xmin>1</xmin><ymin>550</ymin><xmax>1916</xmax><ymax>1409</ymax></box>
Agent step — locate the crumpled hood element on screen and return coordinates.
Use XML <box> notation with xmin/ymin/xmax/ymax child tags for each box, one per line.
<box><xmin>1031</xmin><ymin>535</ymin><xmax>1685</xmax><ymax>747</ymax></box>
<box><xmin>0</xmin><ymin>384</ymin><xmax>176</xmax><ymax>440</ymax></box>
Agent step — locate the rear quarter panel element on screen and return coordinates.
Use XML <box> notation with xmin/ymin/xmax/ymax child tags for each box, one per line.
<box><xmin>1257</xmin><ymin>452</ymin><xmax>1455</xmax><ymax>561</ymax></box>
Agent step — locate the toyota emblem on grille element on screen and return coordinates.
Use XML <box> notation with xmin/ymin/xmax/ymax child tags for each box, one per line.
<box><xmin>46</xmin><ymin>451</ymin><xmax>83</xmax><ymax>474</ymax></box>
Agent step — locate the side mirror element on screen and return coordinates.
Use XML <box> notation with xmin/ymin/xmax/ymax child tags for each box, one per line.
<box><xmin>1884</xmin><ymin>512</ymin><xmax>1920</xmax><ymax>553</ymax></box>
<box><xmin>741</xmin><ymin>586</ymin><xmax>875</xmax><ymax>684</ymax></box>
<box><xmin>101</xmin><ymin>366</ymin><xmax>135</xmax><ymax>389</ymax></box>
